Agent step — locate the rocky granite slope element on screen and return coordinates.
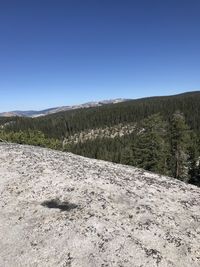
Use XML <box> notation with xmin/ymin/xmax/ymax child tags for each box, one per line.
<box><xmin>0</xmin><ymin>143</ymin><xmax>200</xmax><ymax>267</ymax></box>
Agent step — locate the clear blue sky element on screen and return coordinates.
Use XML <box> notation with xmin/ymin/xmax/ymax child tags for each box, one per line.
<box><xmin>0</xmin><ymin>0</ymin><xmax>200</xmax><ymax>111</ymax></box>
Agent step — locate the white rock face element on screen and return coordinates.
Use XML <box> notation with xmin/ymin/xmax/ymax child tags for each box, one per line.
<box><xmin>0</xmin><ymin>143</ymin><xmax>200</xmax><ymax>267</ymax></box>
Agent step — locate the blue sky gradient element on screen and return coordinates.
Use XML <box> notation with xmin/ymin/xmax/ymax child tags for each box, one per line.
<box><xmin>0</xmin><ymin>0</ymin><xmax>200</xmax><ymax>111</ymax></box>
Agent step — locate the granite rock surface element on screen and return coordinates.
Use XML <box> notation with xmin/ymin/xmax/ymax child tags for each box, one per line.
<box><xmin>0</xmin><ymin>143</ymin><xmax>200</xmax><ymax>267</ymax></box>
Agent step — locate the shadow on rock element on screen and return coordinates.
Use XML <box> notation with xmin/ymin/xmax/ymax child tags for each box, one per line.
<box><xmin>41</xmin><ymin>198</ymin><xmax>78</xmax><ymax>211</ymax></box>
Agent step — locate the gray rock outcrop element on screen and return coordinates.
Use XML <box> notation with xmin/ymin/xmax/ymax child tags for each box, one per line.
<box><xmin>0</xmin><ymin>143</ymin><xmax>199</xmax><ymax>267</ymax></box>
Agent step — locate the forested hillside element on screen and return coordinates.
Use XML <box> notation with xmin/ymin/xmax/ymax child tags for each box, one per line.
<box><xmin>0</xmin><ymin>91</ymin><xmax>200</xmax><ymax>186</ymax></box>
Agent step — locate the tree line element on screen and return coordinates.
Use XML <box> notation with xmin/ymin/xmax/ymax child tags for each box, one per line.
<box><xmin>1</xmin><ymin>91</ymin><xmax>200</xmax><ymax>139</ymax></box>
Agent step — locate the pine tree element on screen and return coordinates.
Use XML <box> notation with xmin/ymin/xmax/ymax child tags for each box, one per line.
<box><xmin>131</xmin><ymin>114</ymin><xmax>168</xmax><ymax>174</ymax></box>
<box><xmin>169</xmin><ymin>111</ymin><xmax>190</xmax><ymax>182</ymax></box>
<box><xmin>121</xmin><ymin>146</ymin><xmax>133</xmax><ymax>165</ymax></box>
<box><xmin>188</xmin><ymin>133</ymin><xmax>200</xmax><ymax>186</ymax></box>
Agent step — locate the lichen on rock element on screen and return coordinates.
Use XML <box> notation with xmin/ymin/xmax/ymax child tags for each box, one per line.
<box><xmin>0</xmin><ymin>143</ymin><xmax>200</xmax><ymax>267</ymax></box>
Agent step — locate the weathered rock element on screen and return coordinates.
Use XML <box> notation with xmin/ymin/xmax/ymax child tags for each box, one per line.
<box><xmin>0</xmin><ymin>143</ymin><xmax>199</xmax><ymax>267</ymax></box>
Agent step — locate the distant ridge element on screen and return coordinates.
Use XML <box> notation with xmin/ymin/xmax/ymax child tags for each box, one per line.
<box><xmin>0</xmin><ymin>98</ymin><xmax>128</xmax><ymax>118</ymax></box>
<box><xmin>1</xmin><ymin>91</ymin><xmax>199</xmax><ymax>118</ymax></box>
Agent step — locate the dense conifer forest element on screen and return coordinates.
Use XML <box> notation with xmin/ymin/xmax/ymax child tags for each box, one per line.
<box><xmin>0</xmin><ymin>91</ymin><xmax>200</xmax><ymax>186</ymax></box>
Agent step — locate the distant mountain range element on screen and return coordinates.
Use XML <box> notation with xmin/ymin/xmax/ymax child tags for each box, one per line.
<box><xmin>0</xmin><ymin>99</ymin><xmax>128</xmax><ymax>118</ymax></box>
